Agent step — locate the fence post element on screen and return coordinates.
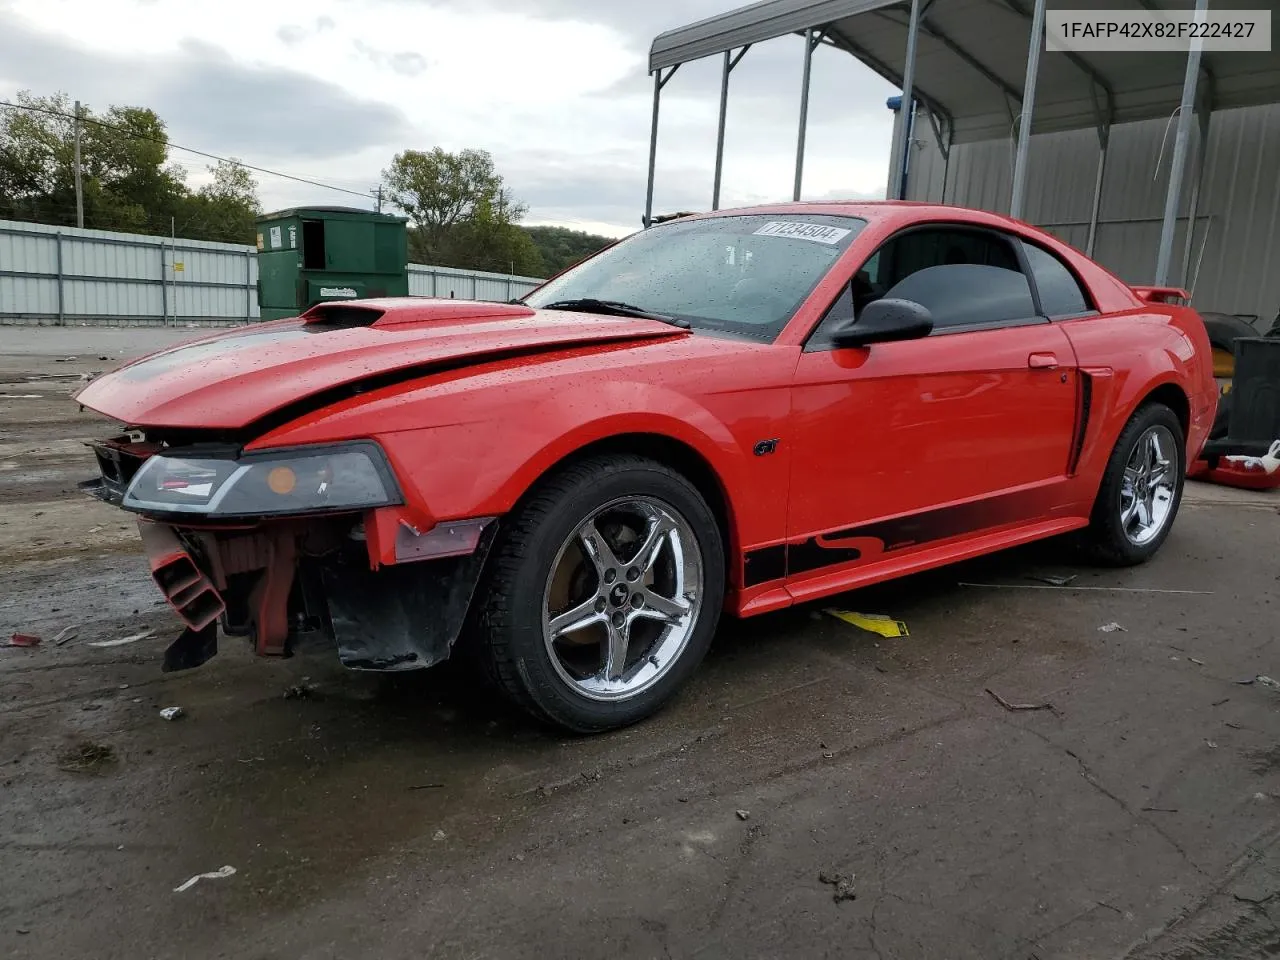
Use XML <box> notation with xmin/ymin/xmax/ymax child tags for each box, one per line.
<box><xmin>55</xmin><ymin>231</ymin><xmax>65</xmax><ymax>325</ymax></box>
<box><xmin>159</xmin><ymin>242</ymin><xmax>168</xmax><ymax>325</ymax></box>
<box><xmin>245</xmin><ymin>249</ymin><xmax>254</xmax><ymax>322</ymax></box>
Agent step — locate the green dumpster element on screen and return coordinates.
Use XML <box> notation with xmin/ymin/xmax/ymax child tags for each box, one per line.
<box><xmin>255</xmin><ymin>206</ymin><xmax>408</xmax><ymax>321</ymax></box>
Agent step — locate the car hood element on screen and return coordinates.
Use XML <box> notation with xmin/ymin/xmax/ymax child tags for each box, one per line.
<box><xmin>76</xmin><ymin>300</ymin><xmax>688</xmax><ymax>431</ymax></box>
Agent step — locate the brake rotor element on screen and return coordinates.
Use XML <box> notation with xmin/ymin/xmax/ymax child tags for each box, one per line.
<box><xmin>547</xmin><ymin>518</ymin><xmax>638</xmax><ymax>647</ymax></box>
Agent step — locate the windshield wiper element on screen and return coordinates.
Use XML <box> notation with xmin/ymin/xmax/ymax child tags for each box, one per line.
<box><xmin>539</xmin><ymin>298</ymin><xmax>690</xmax><ymax>328</ymax></box>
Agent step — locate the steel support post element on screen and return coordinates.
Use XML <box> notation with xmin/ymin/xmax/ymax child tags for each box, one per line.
<box><xmin>713</xmin><ymin>46</ymin><xmax>750</xmax><ymax>211</ymax></box>
<box><xmin>1155</xmin><ymin>0</ymin><xmax>1208</xmax><ymax>285</ymax></box>
<box><xmin>794</xmin><ymin>30</ymin><xmax>816</xmax><ymax>201</ymax></box>
<box><xmin>1086</xmin><ymin>133</ymin><xmax>1109</xmax><ymax>257</ymax></box>
<box><xmin>891</xmin><ymin>0</ymin><xmax>923</xmax><ymax>200</ymax></box>
<box><xmin>1010</xmin><ymin>0</ymin><xmax>1047</xmax><ymax>220</ymax></box>
<box><xmin>1180</xmin><ymin>104</ymin><xmax>1212</xmax><ymax>287</ymax></box>
<box><xmin>644</xmin><ymin>71</ymin><xmax>662</xmax><ymax>228</ymax></box>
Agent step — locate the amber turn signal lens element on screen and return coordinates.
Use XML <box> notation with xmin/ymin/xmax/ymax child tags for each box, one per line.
<box><xmin>266</xmin><ymin>466</ymin><xmax>297</xmax><ymax>495</ymax></box>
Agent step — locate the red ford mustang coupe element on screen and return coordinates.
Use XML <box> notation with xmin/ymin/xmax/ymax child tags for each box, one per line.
<box><xmin>76</xmin><ymin>203</ymin><xmax>1216</xmax><ymax>732</ymax></box>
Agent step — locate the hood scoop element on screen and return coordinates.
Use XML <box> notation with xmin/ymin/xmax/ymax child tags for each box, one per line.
<box><xmin>302</xmin><ymin>299</ymin><xmax>537</xmax><ymax>329</ymax></box>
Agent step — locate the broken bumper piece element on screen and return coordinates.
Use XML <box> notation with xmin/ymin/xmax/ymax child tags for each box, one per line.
<box><xmin>135</xmin><ymin>514</ymin><xmax>497</xmax><ymax>673</ymax></box>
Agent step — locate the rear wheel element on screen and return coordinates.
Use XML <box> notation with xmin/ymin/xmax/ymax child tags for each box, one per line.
<box><xmin>475</xmin><ymin>455</ymin><xmax>724</xmax><ymax>733</ymax></box>
<box><xmin>1083</xmin><ymin>404</ymin><xmax>1185</xmax><ymax>566</ymax></box>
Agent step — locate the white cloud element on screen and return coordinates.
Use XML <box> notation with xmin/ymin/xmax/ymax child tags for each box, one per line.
<box><xmin>1</xmin><ymin>0</ymin><xmax>898</xmax><ymax>234</ymax></box>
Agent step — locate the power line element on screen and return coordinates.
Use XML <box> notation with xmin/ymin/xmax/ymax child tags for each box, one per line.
<box><xmin>0</xmin><ymin>98</ymin><xmax>381</xmax><ymax>204</ymax></box>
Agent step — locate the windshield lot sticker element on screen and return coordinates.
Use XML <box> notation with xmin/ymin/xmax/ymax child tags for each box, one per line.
<box><xmin>753</xmin><ymin>221</ymin><xmax>851</xmax><ymax>244</ymax></box>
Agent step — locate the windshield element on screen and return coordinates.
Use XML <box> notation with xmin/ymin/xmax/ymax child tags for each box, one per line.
<box><xmin>524</xmin><ymin>213</ymin><xmax>866</xmax><ymax>341</ymax></box>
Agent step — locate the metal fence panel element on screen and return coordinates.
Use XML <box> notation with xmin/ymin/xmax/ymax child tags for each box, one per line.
<box><xmin>407</xmin><ymin>263</ymin><xmax>542</xmax><ymax>302</ymax></box>
<box><xmin>0</xmin><ymin>219</ymin><xmax>546</xmax><ymax>325</ymax></box>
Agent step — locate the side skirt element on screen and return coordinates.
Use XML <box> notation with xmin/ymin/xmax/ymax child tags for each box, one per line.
<box><xmin>738</xmin><ymin>512</ymin><xmax>1089</xmax><ymax>618</ymax></box>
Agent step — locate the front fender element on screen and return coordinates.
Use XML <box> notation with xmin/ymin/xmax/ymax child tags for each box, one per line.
<box><xmin>252</xmin><ymin>345</ymin><xmax>798</xmax><ymax>572</ymax></box>
<box><xmin>384</xmin><ymin>380</ymin><xmax>754</xmax><ymax>521</ymax></box>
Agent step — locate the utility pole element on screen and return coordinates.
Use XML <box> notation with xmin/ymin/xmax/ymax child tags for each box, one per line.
<box><xmin>73</xmin><ymin>100</ymin><xmax>84</xmax><ymax>229</ymax></box>
<box><xmin>375</xmin><ymin>185</ymin><xmax>383</xmax><ymax>213</ymax></box>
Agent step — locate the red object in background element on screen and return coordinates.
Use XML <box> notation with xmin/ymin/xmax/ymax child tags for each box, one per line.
<box><xmin>8</xmin><ymin>634</ymin><xmax>41</xmax><ymax>647</ymax></box>
<box><xmin>74</xmin><ymin>201</ymin><xmax>1218</xmax><ymax>619</ymax></box>
<box><xmin>1188</xmin><ymin>459</ymin><xmax>1280</xmax><ymax>491</ymax></box>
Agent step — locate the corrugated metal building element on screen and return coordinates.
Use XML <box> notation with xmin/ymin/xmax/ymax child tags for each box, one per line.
<box><xmin>0</xmin><ymin>219</ymin><xmax>545</xmax><ymax>324</ymax></box>
<box><xmin>901</xmin><ymin>102</ymin><xmax>1280</xmax><ymax>326</ymax></box>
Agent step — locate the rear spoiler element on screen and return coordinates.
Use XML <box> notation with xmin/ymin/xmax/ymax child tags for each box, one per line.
<box><xmin>1132</xmin><ymin>285</ymin><xmax>1190</xmax><ymax>305</ymax></box>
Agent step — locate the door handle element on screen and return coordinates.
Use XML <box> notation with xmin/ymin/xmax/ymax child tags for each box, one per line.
<box><xmin>1027</xmin><ymin>352</ymin><xmax>1059</xmax><ymax>370</ymax></box>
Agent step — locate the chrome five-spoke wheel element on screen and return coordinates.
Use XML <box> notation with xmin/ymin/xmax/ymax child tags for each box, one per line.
<box><xmin>543</xmin><ymin>497</ymin><xmax>703</xmax><ymax>701</ymax></box>
<box><xmin>1120</xmin><ymin>424</ymin><xmax>1177</xmax><ymax>546</ymax></box>
<box><xmin>476</xmin><ymin>454</ymin><xmax>724</xmax><ymax>732</ymax></box>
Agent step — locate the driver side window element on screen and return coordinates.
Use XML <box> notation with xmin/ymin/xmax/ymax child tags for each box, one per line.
<box><xmin>808</xmin><ymin>226</ymin><xmax>1040</xmax><ymax>350</ymax></box>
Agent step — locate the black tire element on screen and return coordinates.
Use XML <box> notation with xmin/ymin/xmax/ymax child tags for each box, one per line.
<box><xmin>1202</xmin><ymin>312</ymin><xmax>1260</xmax><ymax>349</ymax></box>
<box><xmin>474</xmin><ymin>454</ymin><xmax>725</xmax><ymax>733</ymax></box>
<box><xmin>1201</xmin><ymin>313</ymin><xmax>1260</xmax><ymax>383</ymax></box>
<box><xmin>1082</xmin><ymin>403</ymin><xmax>1186</xmax><ymax>566</ymax></box>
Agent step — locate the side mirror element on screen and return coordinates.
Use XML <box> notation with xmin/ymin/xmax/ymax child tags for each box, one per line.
<box><xmin>830</xmin><ymin>298</ymin><xmax>933</xmax><ymax>348</ymax></box>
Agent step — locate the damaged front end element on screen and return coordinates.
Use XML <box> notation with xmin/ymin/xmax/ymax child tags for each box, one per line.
<box><xmin>81</xmin><ymin>433</ymin><xmax>495</xmax><ymax>674</ymax></box>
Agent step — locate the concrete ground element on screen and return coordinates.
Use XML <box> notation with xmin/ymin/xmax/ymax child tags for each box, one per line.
<box><xmin>1</xmin><ymin>330</ymin><xmax>1278</xmax><ymax>960</ymax></box>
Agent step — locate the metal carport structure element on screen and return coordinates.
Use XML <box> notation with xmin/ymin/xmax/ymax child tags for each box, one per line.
<box><xmin>646</xmin><ymin>0</ymin><xmax>1280</xmax><ymax>285</ymax></box>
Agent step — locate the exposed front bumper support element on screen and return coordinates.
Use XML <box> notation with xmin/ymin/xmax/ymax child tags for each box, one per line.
<box><xmin>132</xmin><ymin>513</ymin><xmax>497</xmax><ymax>674</ymax></box>
<box><xmin>322</xmin><ymin>521</ymin><xmax>497</xmax><ymax>671</ymax></box>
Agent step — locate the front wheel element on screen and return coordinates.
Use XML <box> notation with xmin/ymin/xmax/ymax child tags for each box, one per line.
<box><xmin>1083</xmin><ymin>403</ymin><xmax>1186</xmax><ymax>566</ymax></box>
<box><xmin>475</xmin><ymin>455</ymin><xmax>724</xmax><ymax>733</ymax></box>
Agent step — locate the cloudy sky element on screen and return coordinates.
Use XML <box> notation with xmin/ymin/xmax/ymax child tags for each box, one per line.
<box><xmin>0</xmin><ymin>0</ymin><xmax>898</xmax><ymax>236</ymax></box>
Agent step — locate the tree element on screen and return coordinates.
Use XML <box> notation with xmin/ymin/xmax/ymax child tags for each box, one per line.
<box><xmin>522</xmin><ymin>225</ymin><xmax>615</xmax><ymax>274</ymax></box>
<box><xmin>182</xmin><ymin>160</ymin><xmax>261</xmax><ymax>243</ymax></box>
<box><xmin>382</xmin><ymin>147</ymin><xmax>542</xmax><ymax>275</ymax></box>
<box><xmin>0</xmin><ymin>90</ymin><xmax>261</xmax><ymax>243</ymax></box>
<box><xmin>0</xmin><ymin>91</ymin><xmax>79</xmax><ymax>225</ymax></box>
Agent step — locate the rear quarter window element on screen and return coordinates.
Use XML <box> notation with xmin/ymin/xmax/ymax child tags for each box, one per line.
<box><xmin>1022</xmin><ymin>243</ymin><xmax>1094</xmax><ymax>317</ymax></box>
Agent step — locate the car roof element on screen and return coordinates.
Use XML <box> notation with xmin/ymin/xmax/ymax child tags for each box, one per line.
<box><xmin>669</xmin><ymin>200</ymin><xmax>1032</xmax><ymax>233</ymax></box>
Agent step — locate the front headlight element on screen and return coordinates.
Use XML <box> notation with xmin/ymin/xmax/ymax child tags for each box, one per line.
<box><xmin>121</xmin><ymin>442</ymin><xmax>401</xmax><ymax>517</ymax></box>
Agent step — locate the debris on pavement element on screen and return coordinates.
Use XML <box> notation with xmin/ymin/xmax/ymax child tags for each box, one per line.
<box><xmin>1239</xmin><ymin>675</ymin><xmax>1280</xmax><ymax>690</ymax></box>
<box><xmin>57</xmin><ymin>741</ymin><xmax>116</xmax><ymax>771</ymax></box>
<box><xmin>409</xmin><ymin>783</ymin><xmax>446</xmax><ymax>791</ymax></box>
<box><xmin>7</xmin><ymin>633</ymin><xmax>41</xmax><ymax>647</ymax></box>
<box><xmin>1098</xmin><ymin>622</ymin><xmax>1127</xmax><ymax>633</ymax></box>
<box><xmin>985</xmin><ymin>688</ymin><xmax>1054</xmax><ymax>712</ymax></box>
<box><xmin>173</xmin><ymin>865</ymin><xmax>236</xmax><ymax>893</ymax></box>
<box><xmin>824</xmin><ymin>610</ymin><xmax>909</xmax><ymax>638</ymax></box>
<box><xmin>88</xmin><ymin>630</ymin><xmax>154</xmax><ymax>648</ymax></box>
<box><xmin>283</xmin><ymin>679</ymin><xmax>318</xmax><ymax>700</ymax></box>
<box><xmin>433</xmin><ymin>829</ymin><xmax>447</xmax><ymax>841</ymax></box>
<box><xmin>1189</xmin><ymin>657</ymin><xmax>1204</xmax><ymax>666</ymax></box>
<box><xmin>52</xmin><ymin>626</ymin><xmax>78</xmax><ymax>646</ymax></box>
<box><xmin>736</xmin><ymin>809</ymin><xmax>751</xmax><ymax>821</ymax></box>
<box><xmin>1028</xmin><ymin>574</ymin><xmax>1078</xmax><ymax>587</ymax></box>
<box><xmin>159</xmin><ymin>707</ymin><xmax>185</xmax><ymax>721</ymax></box>
<box><xmin>960</xmin><ymin>582</ymin><xmax>1212</xmax><ymax>595</ymax></box>
<box><xmin>818</xmin><ymin>870</ymin><xmax>857</xmax><ymax>903</ymax></box>
<box><xmin>1206</xmin><ymin>740</ymin><xmax>1219</xmax><ymax>748</ymax></box>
